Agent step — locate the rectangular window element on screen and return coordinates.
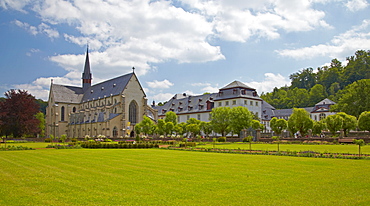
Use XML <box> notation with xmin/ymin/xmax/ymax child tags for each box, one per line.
<box><xmin>255</xmin><ymin>102</ymin><xmax>258</xmax><ymax>106</ymax></box>
<box><xmin>244</xmin><ymin>100</ymin><xmax>248</xmax><ymax>105</ymax></box>
<box><xmin>250</xmin><ymin>101</ymin><xmax>253</xmax><ymax>106</ymax></box>
<box><xmin>218</xmin><ymin>102</ymin><xmax>222</xmax><ymax>107</ymax></box>
<box><xmin>187</xmin><ymin>115</ymin><xmax>190</xmax><ymax>120</ymax></box>
<box><xmin>197</xmin><ymin>114</ymin><xmax>201</xmax><ymax>120</ymax></box>
<box><xmin>232</xmin><ymin>100</ymin><xmax>236</xmax><ymax>105</ymax></box>
<box><xmin>225</xmin><ymin>101</ymin><xmax>229</xmax><ymax>106</ymax></box>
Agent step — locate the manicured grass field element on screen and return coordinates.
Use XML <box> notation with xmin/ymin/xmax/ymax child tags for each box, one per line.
<box><xmin>197</xmin><ymin>142</ymin><xmax>370</xmax><ymax>154</ymax></box>
<box><xmin>0</xmin><ymin>149</ymin><xmax>369</xmax><ymax>205</ymax></box>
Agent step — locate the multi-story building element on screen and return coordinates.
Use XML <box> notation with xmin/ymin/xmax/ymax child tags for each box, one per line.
<box><xmin>154</xmin><ymin>81</ymin><xmax>272</xmax><ymax>124</ymax></box>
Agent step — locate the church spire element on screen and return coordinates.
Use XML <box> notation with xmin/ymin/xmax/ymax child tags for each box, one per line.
<box><xmin>82</xmin><ymin>46</ymin><xmax>92</xmax><ymax>92</ymax></box>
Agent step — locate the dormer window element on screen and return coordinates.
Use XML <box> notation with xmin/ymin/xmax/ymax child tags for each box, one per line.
<box><xmin>113</xmin><ymin>84</ymin><xmax>116</xmax><ymax>87</ymax></box>
<box><xmin>241</xmin><ymin>89</ymin><xmax>246</xmax><ymax>95</ymax></box>
<box><xmin>233</xmin><ymin>89</ymin><xmax>237</xmax><ymax>94</ymax></box>
<box><xmin>91</xmin><ymin>90</ymin><xmax>93</xmax><ymax>93</ymax></box>
<box><xmin>101</xmin><ymin>87</ymin><xmax>104</xmax><ymax>90</ymax></box>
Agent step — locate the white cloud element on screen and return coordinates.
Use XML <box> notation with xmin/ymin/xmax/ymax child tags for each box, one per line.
<box><xmin>276</xmin><ymin>19</ymin><xmax>370</xmax><ymax>60</ymax></box>
<box><xmin>246</xmin><ymin>73</ymin><xmax>290</xmax><ymax>94</ymax></box>
<box><xmin>150</xmin><ymin>93</ymin><xmax>174</xmax><ymax>103</ymax></box>
<box><xmin>13</xmin><ymin>20</ymin><xmax>59</xmax><ymax>39</ymax></box>
<box><xmin>147</xmin><ymin>79</ymin><xmax>174</xmax><ymax>89</ymax></box>
<box><xmin>345</xmin><ymin>0</ymin><xmax>369</xmax><ymax>12</ymax></box>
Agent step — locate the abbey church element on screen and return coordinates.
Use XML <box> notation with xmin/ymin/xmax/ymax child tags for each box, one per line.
<box><xmin>46</xmin><ymin>49</ymin><xmax>157</xmax><ymax>138</ymax></box>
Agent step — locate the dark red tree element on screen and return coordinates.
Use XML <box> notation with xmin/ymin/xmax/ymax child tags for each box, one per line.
<box><xmin>0</xmin><ymin>90</ymin><xmax>40</xmax><ymax>137</ymax></box>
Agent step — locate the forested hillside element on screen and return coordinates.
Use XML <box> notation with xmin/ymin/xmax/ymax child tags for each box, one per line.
<box><xmin>261</xmin><ymin>50</ymin><xmax>370</xmax><ymax>110</ymax></box>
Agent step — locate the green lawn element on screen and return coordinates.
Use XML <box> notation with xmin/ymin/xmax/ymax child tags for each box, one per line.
<box><xmin>197</xmin><ymin>142</ymin><xmax>370</xmax><ymax>154</ymax></box>
<box><xmin>0</xmin><ymin>149</ymin><xmax>369</xmax><ymax>205</ymax></box>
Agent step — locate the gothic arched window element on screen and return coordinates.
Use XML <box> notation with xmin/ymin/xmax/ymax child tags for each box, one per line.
<box><xmin>129</xmin><ymin>100</ymin><xmax>138</xmax><ymax>124</ymax></box>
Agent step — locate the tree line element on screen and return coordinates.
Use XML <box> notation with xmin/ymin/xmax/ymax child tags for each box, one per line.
<box><xmin>270</xmin><ymin>108</ymin><xmax>370</xmax><ymax>138</ymax></box>
<box><xmin>135</xmin><ymin>107</ymin><xmax>264</xmax><ymax>139</ymax></box>
<box><xmin>261</xmin><ymin>50</ymin><xmax>370</xmax><ymax>117</ymax></box>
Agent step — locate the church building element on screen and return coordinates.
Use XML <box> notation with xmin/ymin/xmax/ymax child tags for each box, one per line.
<box><xmin>46</xmin><ymin>49</ymin><xmax>157</xmax><ymax>138</ymax></box>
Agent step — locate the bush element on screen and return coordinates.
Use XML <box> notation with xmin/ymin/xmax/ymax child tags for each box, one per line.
<box><xmin>44</xmin><ymin>138</ymin><xmax>51</xmax><ymax>142</ymax></box>
<box><xmin>217</xmin><ymin>137</ymin><xmax>226</xmax><ymax>142</ymax></box>
<box><xmin>71</xmin><ymin>138</ymin><xmax>78</xmax><ymax>142</ymax></box>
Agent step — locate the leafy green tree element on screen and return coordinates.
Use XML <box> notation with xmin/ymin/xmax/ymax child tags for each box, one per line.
<box><xmin>165</xmin><ymin>122</ymin><xmax>174</xmax><ymax>136</ymax></box>
<box><xmin>164</xmin><ymin>111</ymin><xmax>177</xmax><ymax>125</ymax></box>
<box><xmin>287</xmin><ymin>108</ymin><xmax>313</xmax><ymax>137</ymax></box>
<box><xmin>309</xmin><ymin>84</ymin><xmax>327</xmax><ymax>105</ymax></box>
<box><xmin>358</xmin><ymin>111</ymin><xmax>370</xmax><ymax>132</ymax></box>
<box><xmin>156</xmin><ymin>119</ymin><xmax>166</xmax><ymax>136</ymax></box>
<box><xmin>35</xmin><ymin>112</ymin><xmax>45</xmax><ymax>137</ymax></box>
<box><xmin>139</xmin><ymin>116</ymin><xmax>155</xmax><ymax>135</ymax></box>
<box><xmin>290</xmin><ymin>68</ymin><xmax>316</xmax><ymax>90</ymax></box>
<box><xmin>175</xmin><ymin>122</ymin><xmax>187</xmax><ymax>136</ymax></box>
<box><xmin>229</xmin><ymin>106</ymin><xmax>253</xmax><ymax>138</ymax></box>
<box><xmin>312</xmin><ymin>120</ymin><xmax>326</xmax><ymax>136</ymax></box>
<box><xmin>186</xmin><ymin>123</ymin><xmax>200</xmax><ymax>138</ymax></box>
<box><xmin>200</xmin><ymin>121</ymin><xmax>213</xmax><ymax>138</ymax></box>
<box><xmin>251</xmin><ymin>120</ymin><xmax>264</xmax><ymax>130</ymax></box>
<box><xmin>342</xmin><ymin>50</ymin><xmax>370</xmax><ymax>87</ymax></box>
<box><xmin>336</xmin><ymin>112</ymin><xmax>357</xmax><ymax>137</ymax></box>
<box><xmin>331</xmin><ymin>79</ymin><xmax>370</xmax><ymax>117</ymax></box>
<box><xmin>325</xmin><ymin>115</ymin><xmax>343</xmax><ymax>136</ymax></box>
<box><xmin>353</xmin><ymin>139</ymin><xmax>365</xmax><ymax>157</ymax></box>
<box><xmin>210</xmin><ymin>107</ymin><xmax>231</xmax><ymax>137</ymax></box>
<box><xmin>270</xmin><ymin>117</ymin><xmax>287</xmax><ymax>137</ymax></box>
<box><xmin>287</xmin><ymin>87</ymin><xmax>309</xmax><ymax>108</ymax></box>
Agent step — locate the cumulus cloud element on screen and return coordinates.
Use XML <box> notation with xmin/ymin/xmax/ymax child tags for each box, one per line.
<box><xmin>345</xmin><ymin>0</ymin><xmax>369</xmax><ymax>12</ymax></box>
<box><xmin>147</xmin><ymin>79</ymin><xmax>174</xmax><ymax>89</ymax></box>
<box><xmin>275</xmin><ymin>19</ymin><xmax>370</xmax><ymax>60</ymax></box>
<box><xmin>246</xmin><ymin>73</ymin><xmax>291</xmax><ymax>94</ymax></box>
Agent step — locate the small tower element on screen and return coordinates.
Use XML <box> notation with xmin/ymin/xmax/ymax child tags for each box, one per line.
<box><xmin>82</xmin><ymin>47</ymin><xmax>92</xmax><ymax>92</ymax></box>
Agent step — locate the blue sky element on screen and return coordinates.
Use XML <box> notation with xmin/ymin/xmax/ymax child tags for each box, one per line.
<box><xmin>1</xmin><ymin>0</ymin><xmax>370</xmax><ymax>104</ymax></box>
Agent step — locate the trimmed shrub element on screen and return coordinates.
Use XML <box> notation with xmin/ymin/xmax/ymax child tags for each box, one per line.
<box><xmin>217</xmin><ymin>137</ymin><xmax>226</xmax><ymax>142</ymax></box>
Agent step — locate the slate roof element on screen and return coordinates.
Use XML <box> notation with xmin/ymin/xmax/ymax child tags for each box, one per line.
<box><xmin>51</xmin><ymin>73</ymin><xmax>134</xmax><ymax>104</ymax></box>
<box><xmin>51</xmin><ymin>84</ymin><xmax>84</xmax><ymax>104</ymax></box>
<box><xmin>261</xmin><ymin>101</ymin><xmax>275</xmax><ymax>121</ymax></box>
<box><xmin>81</xmin><ymin>73</ymin><xmax>133</xmax><ymax>102</ymax></box>
<box><xmin>154</xmin><ymin>93</ymin><xmax>218</xmax><ymax>116</ymax></box>
<box><xmin>220</xmin><ymin>80</ymin><xmax>254</xmax><ymax>90</ymax></box>
<box><xmin>316</xmin><ymin>98</ymin><xmax>336</xmax><ymax>105</ymax></box>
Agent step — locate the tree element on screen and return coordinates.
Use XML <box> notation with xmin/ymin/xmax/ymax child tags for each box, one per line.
<box><xmin>251</xmin><ymin>120</ymin><xmax>264</xmax><ymax>130</ymax></box>
<box><xmin>156</xmin><ymin>119</ymin><xmax>166</xmax><ymax>136</ymax></box>
<box><xmin>210</xmin><ymin>107</ymin><xmax>231</xmax><ymax>137</ymax></box>
<box><xmin>229</xmin><ymin>107</ymin><xmax>253</xmax><ymax>138</ymax></box>
<box><xmin>200</xmin><ymin>121</ymin><xmax>212</xmax><ymax>138</ymax></box>
<box><xmin>164</xmin><ymin>111</ymin><xmax>177</xmax><ymax>125</ymax></box>
<box><xmin>186</xmin><ymin>123</ymin><xmax>200</xmax><ymax>138</ymax></box>
<box><xmin>138</xmin><ymin>116</ymin><xmax>155</xmax><ymax>136</ymax></box>
<box><xmin>165</xmin><ymin>122</ymin><xmax>175</xmax><ymax>137</ymax></box>
<box><xmin>270</xmin><ymin>117</ymin><xmax>287</xmax><ymax>137</ymax></box>
<box><xmin>290</xmin><ymin>68</ymin><xmax>316</xmax><ymax>90</ymax></box>
<box><xmin>35</xmin><ymin>112</ymin><xmax>45</xmax><ymax>137</ymax></box>
<box><xmin>0</xmin><ymin>90</ymin><xmax>40</xmax><ymax>137</ymax></box>
<box><xmin>308</xmin><ymin>84</ymin><xmax>327</xmax><ymax>105</ymax></box>
<box><xmin>358</xmin><ymin>111</ymin><xmax>370</xmax><ymax>132</ymax></box>
<box><xmin>332</xmin><ymin>79</ymin><xmax>370</xmax><ymax>117</ymax></box>
<box><xmin>353</xmin><ymin>139</ymin><xmax>365</xmax><ymax>157</ymax></box>
<box><xmin>287</xmin><ymin>108</ymin><xmax>313</xmax><ymax>137</ymax></box>
<box><xmin>336</xmin><ymin>112</ymin><xmax>357</xmax><ymax>137</ymax></box>
<box><xmin>312</xmin><ymin>120</ymin><xmax>326</xmax><ymax>136</ymax></box>
<box><xmin>325</xmin><ymin>115</ymin><xmax>343</xmax><ymax>136</ymax></box>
